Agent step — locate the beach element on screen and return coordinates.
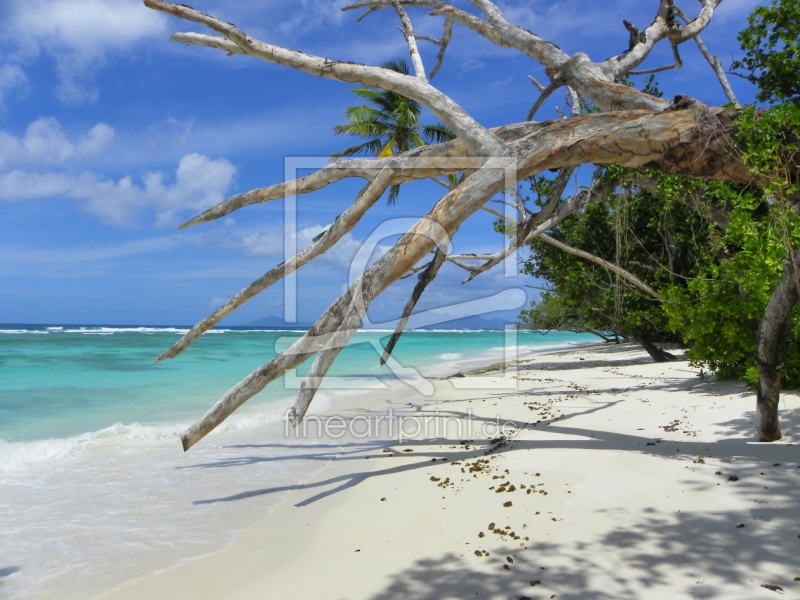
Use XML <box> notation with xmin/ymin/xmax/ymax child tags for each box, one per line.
<box><xmin>98</xmin><ymin>343</ymin><xmax>800</xmax><ymax>600</ymax></box>
<box><xmin>0</xmin><ymin>326</ymin><xmax>596</xmax><ymax>599</ymax></box>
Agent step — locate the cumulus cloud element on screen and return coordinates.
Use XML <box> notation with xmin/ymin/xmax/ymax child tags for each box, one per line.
<box><xmin>276</xmin><ymin>0</ymin><xmax>349</xmax><ymax>37</ymax></box>
<box><xmin>0</xmin><ymin>153</ymin><xmax>236</xmax><ymax>228</ymax></box>
<box><xmin>0</xmin><ymin>117</ymin><xmax>114</xmax><ymax>169</ymax></box>
<box><xmin>5</xmin><ymin>0</ymin><xmax>168</xmax><ymax>103</ymax></box>
<box><xmin>0</xmin><ymin>63</ymin><xmax>28</xmax><ymax>110</ymax></box>
<box><xmin>240</xmin><ymin>223</ymin><xmax>363</xmax><ymax>266</ymax></box>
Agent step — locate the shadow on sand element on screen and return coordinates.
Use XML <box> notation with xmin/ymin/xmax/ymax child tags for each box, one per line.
<box><xmin>0</xmin><ymin>567</ymin><xmax>20</xmax><ymax>586</ymax></box>
<box><xmin>179</xmin><ymin>349</ymin><xmax>800</xmax><ymax>598</ymax></box>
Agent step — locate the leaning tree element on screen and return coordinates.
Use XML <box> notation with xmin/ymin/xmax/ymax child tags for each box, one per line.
<box><xmin>142</xmin><ymin>0</ymin><xmax>799</xmax><ymax>448</ymax></box>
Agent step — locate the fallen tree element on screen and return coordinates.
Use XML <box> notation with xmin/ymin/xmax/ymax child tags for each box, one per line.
<box><xmin>143</xmin><ymin>0</ymin><xmax>798</xmax><ymax>448</ymax></box>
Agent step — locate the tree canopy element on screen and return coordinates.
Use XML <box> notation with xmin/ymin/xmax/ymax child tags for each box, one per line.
<box><xmin>142</xmin><ymin>0</ymin><xmax>800</xmax><ymax>448</ymax></box>
<box><xmin>519</xmin><ymin>1</ymin><xmax>800</xmax><ymax>410</ymax></box>
<box><xmin>733</xmin><ymin>0</ymin><xmax>800</xmax><ymax>104</ymax></box>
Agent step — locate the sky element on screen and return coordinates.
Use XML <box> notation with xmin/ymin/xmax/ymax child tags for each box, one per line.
<box><xmin>0</xmin><ymin>0</ymin><xmax>765</xmax><ymax>327</ymax></box>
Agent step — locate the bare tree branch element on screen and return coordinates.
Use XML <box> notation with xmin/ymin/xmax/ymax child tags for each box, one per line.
<box><xmin>538</xmin><ymin>233</ymin><xmax>661</xmax><ymax>299</ymax></box>
<box><xmin>606</xmin><ymin>0</ymin><xmax>722</xmax><ymax>77</ymax></box>
<box><xmin>566</xmin><ymin>87</ymin><xmax>580</xmax><ymax>117</ymax></box>
<box><xmin>630</xmin><ymin>41</ymin><xmax>683</xmax><ymax>75</ymax></box>
<box><xmin>673</xmin><ymin>4</ymin><xmax>739</xmax><ymax>106</ymax></box>
<box><xmin>142</xmin><ymin>0</ymin><xmax>779</xmax><ymax>450</ymax></box>
<box><xmin>289</xmin><ymin>288</ymin><xmax>367</xmax><ymax>426</ymax></box>
<box><xmin>380</xmin><ymin>247</ymin><xmax>447</xmax><ymax>365</ymax></box>
<box><xmin>345</xmin><ymin>0</ymin><xmax>672</xmax><ymax>111</ymax></box>
<box><xmin>528</xmin><ymin>75</ymin><xmax>546</xmax><ymax>92</ymax></box>
<box><xmin>527</xmin><ymin>79</ymin><xmax>563</xmax><ymax>121</ymax></box>
<box><xmin>157</xmin><ymin>168</ymin><xmax>395</xmax><ymax>363</ymax></box>
<box><xmin>178</xmin><ymin>168</ymin><xmax>495</xmax><ymax>450</ymax></box>
<box><xmin>429</xmin><ymin>19</ymin><xmax>453</xmax><ymax>78</ymax></box>
<box><xmin>390</xmin><ymin>0</ymin><xmax>427</xmax><ymax>79</ymax></box>
<box><xmin>344</xmin><ymin>0</ymin><xmax>514</xmax><ymax>49</ymax></box>
<box><xmin>458</xmin><ymin>168</ymin><xmax>574</xmax><ymax>283</ymax></box>
<box><xmin>145</xmin><ymin>0</ymin><xmax>501</xmax><ymax>154</ymax></box>
<box><xmin>465</xmin><ymin>0</ymin><xmax>567</xmax><ymax>66</ymax></box>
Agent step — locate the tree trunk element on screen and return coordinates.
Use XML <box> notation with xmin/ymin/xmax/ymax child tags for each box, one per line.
<box><xmin>755</xmin><ymin>250</ymin><xmax>800</xmax><ymax>442</ymax></box>
<box><xmin>637</xmin><ymin>337</ymin><xmax>677</xmax><ymax>362</ymax></box>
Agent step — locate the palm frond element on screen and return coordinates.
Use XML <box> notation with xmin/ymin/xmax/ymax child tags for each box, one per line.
<box><xmin>331</xmin><ymin>138</ymin><xmax>385</xmax><ymax>157</ymax></box>
<box><xmin>381</xmin><ymin>58</ymin><xmax>410</xmax><ymax>75</ymax></box>
<box><xmin>387</xmin><ymin>183</ymin><xmax>401</xmax><ymax>205</ymax></box>
<box><xmin>422</xmin><ymin>123</ymin><xmax>456</xmax><ymax>144</ymax></box>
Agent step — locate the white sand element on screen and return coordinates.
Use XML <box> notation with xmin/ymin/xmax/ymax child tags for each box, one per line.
<box><xmin>101</xmin><ymin>344</ymin><xmax>800</xmax><ymax>599</ymax></box>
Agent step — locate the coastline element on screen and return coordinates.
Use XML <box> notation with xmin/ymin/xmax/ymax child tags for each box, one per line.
<box><xmin>1</xmin><ymin>329</ymin><xmax>600</xmax><ymax>600</ymax></box>
<box><xmin>101</xmin><ymin>343</ymin><xmax>800</xmax><ymax>600</ymax></box>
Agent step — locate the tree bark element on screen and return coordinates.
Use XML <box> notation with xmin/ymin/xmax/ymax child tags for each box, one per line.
<box><xmin>755</xmin><ymin>249</ymin><xmax>800</xmax><ymax>442</ymax></box>
<box><xmin>637</xmin><ymin>337</ymin><xmax>678</xmax><ymax>362</ymax></box>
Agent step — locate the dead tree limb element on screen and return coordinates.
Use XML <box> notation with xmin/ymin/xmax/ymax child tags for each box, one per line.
<box><xmin>145</xmin><ymin>0</ymin><xmax>502</xmax><ymax>154</ymax></box>
<box><xmin>537</xmin><ymin>233</ymin><xmax>661</xmax><ymax>300</ymax></box>
<box><xmin>157</xmin><ymin>168</ymin><xmax>396</xmax><ymax>362</ymax></box>
<box><xmin>141</xmin><ymin>0</ymin><xmax>789</xmax><ymax>450</ymax></box>
<box><xmin>380</xmin><ymin>247</ymin><xmax>447</xmax><ymax>365</ymax></box>
<box><xmin>755</xmin><ymin>249</ymin><xmax>800</xmax><ymax>442</ymax></box>
<box><xmin>673</xmin><ymin>4</ymin><xmax>739</xmax><ymax>106</ymax></box>
<box><xmin>459</xmin><ymin>168</ymin><xmax>574</xmax><ymax>283</ymax></box>
<box><xmin>390</xmin><ymin>0</ymin><xmax>427</xmax><ymax>79</ymax></box>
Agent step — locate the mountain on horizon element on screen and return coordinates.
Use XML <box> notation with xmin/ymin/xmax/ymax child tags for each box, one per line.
<box><xmin>418</xmin><ymin>315</ymin><xmax>516</xmax><ymax>330</ymax></box>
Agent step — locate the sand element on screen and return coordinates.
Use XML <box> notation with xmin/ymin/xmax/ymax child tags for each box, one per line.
<box><xmin>101</xmin><ymin>343</ymin><xmax>800</xmax><ymax>600</ymax></box>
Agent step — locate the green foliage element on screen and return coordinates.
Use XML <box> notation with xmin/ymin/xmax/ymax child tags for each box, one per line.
<box><xmin>521</xmin><ymin>5</ymin><xmax>800</xmax><ymax>385</ymax></box>
<box><xmin>734</xmin><ymin>103</ymin><xmax>800</xmax><ymax>199</ymax></box>
<box><xmin>732</xmin><ymin>0</ymin><xmax>800</xmax><ymax>104</ymax></box>
<box><xmin>660</xmin><ymin>105</ymin><xmax>800</xmax><ymax>387</ymax></box>
<box><xmin>520</xmin><ymin>168</ymin><xmax>710</xmax><ymax>346</ymax></box>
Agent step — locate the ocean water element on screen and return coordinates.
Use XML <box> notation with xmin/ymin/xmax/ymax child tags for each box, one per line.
<box><xmin>0</xmin><ymin>325</ymin><xmax>596</xmax><ymax>599</ymax></box>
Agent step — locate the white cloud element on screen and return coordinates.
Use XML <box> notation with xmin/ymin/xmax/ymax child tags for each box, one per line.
<box><xmin>5</xmin><ymin>0</ymin><xmax>168</xmax><ymax>103</ymax></box>
<box><xmin>0</xmin><ymin>153</ymin><xmax>236</xmax><ymax>228</ymax></box>
<box><xmin>0</xmin><ymin>236</ymin><xmax>184</xmax><ymax>264</ymax></box>
<box><xmin>276</xmin><ymin>0</ymin><xmax>349</xmax><ymax>37</ymax></box>
<box><xmin>0</xmin><ymin>63</ymin><xmax>28</xmax><ymax>110</ymax></box>
<box><xmin>147</xmin><ymin>118</ymin><xmax>195</xmax><ymax>150</ymax></box>
<box><xmin>0</xmin><ymin>117</ymin><xmax>114</xmax><ymax>169</ymax></box>
<box><xmin>240</xmin><ymin>223</ymin><xmax>362</xmax><ymax>266</ymax></box>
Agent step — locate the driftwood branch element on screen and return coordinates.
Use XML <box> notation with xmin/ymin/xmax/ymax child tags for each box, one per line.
<box><xmin>145</xmin><ymin>0</ymin><xmax>501</xmax><ymax>154</ymax></box>
<box><xmin>157</xmin><ymin>168</ymin><xmax>395</xmax><ymax>362</ymax></box>
<box><xmin>380</xmin><ymin>247</ymin><xmax>447</xmax><ymax>364</ymax></box>
<box><xmin>390</xmin><ymin>0</ymin><xmax>427</xmax><ymax>79</ymax></box>
<box><xmin>527</xmin><ymin>79</ymin><xmax>563</xmax><ymax>121</ymax></box>
<box><xmin>673</xmin><ymin>4</ymin><xmax>739</xmax><ymax>106</ymax></box>
<box><xmin>142</xmin><ymin>0</ymin><xmax>777</xmax><ymax>451</ymax></box>
<box><xmin>537</xmin><ymin>233</ymin><xmax>661</xmax><ymax>300</ymax></box>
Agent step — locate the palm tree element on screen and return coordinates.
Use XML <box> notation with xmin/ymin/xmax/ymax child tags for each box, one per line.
<box><xmin>333</xmin><ymin>58</ymin><xmax>455</xmax><ymax>203</ymax></box>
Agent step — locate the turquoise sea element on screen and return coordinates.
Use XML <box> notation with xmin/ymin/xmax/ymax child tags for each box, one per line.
<box><xmin>0</xmin><ymin>324</ymin><xmax>596</xmax><ymax>599</ymax></box>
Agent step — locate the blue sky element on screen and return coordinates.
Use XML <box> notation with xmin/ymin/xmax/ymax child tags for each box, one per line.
<box><xmin>0</xmin><ymin>0</ymin><xmax>764</xmax><ymax>326</ymax></box>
